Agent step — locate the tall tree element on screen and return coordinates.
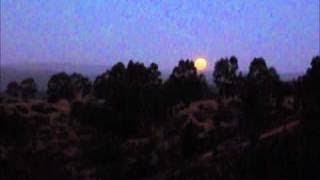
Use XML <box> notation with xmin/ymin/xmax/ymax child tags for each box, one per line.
<box><xmin>240</xmin><ymin>57</ymin><xmax>281</xmax><ymax>144</ymax></box>
<box><xmin>93</xmin><ymin>71</ymin><xmax>110</xmax><ymax>99</ymax></box>
<box><xmin>294</xmin><ymin>56</ymin><xmax>320</xmax><ymax>179</ymax></box>
<box><xmin>47</xmin><ymin>72</ymin><xmax>73</xmax><ymax>102</ymax></box>
<box><xmin>92</xmin><ymin>61</ymin><xmax>163</xmax><ymax>136</ymax></box>
<box><xmin>93</xmin><ymin>62</ymin><xmax>126</xmax><ymax>100</ymax></box>
<box><xmin>70</xmin><ymin>73</ymin><xmax>92</xmax><ymax>99</ymax></box>
<box><xmin>164</xmin><ymin>59</ymin><xmax>208</xmax><ymax>107</ymax></box>
<box><xmin>6</xmin><ymin>81</ymin><xmax>20</xmax><ymax>97</ymax></box>
<box><xmin>299</xmin><ymin>56</ymin><xmax>320</xmax><ymax>126</ymax></box>
<box><xmin>213</xmin><ymin>56</ymin><xmax>240</xmax><ymax>97</ymax></box>
<box><xmin>20</xmin><ymin>78</ymin><xmax>37</xmax><ymax>100</ymax></box>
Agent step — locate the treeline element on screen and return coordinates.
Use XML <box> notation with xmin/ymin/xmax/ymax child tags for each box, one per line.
<box><xmin>1</xmin><ymin>55</ymin><xmax>320</xmax><ymax>179</ymax></box>
<box><xmin>4</xmin><ymin>56</ymin><xmax>320</xmax><ymax>131</ymax></box>
<box><xmin>3</xmin><ymin>56</ymin><xmax>320</xmax><ymax>139</ymax></box>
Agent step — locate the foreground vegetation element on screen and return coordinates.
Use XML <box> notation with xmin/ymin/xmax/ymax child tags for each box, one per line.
<box><xmin>1</xmin><ymin>56</ymin><xmax>319</xmax><ymax>179</ymax></box>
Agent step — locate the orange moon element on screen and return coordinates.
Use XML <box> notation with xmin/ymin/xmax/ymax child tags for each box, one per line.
<box><xmin>194</xmin><ymin>58</ymin><xmax>208</xmax><ymax>71</ymax></box>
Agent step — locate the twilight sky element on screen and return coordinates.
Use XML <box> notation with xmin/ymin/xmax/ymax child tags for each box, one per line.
<box><xmin>1</xmin><ymin>0</ymin><xmax>319</xmax><ymax>73</ymax></box>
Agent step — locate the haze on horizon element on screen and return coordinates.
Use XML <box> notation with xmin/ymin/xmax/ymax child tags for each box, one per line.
<box><xmin>1</xmin><ymin>0</ymin><xmax>319</xmax><ymax>73</ymax></box>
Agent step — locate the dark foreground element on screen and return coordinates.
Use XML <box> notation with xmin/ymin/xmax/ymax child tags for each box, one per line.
<box><xmin>1</xmin><ymin>56</ymin><xmax>319</xmax><ymax>179</ymax></box>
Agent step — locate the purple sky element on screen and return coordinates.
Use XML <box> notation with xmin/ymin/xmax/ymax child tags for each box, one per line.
<box><xmin>1</xmin><ymin>0</ymin><xmax>319</xmax><ymax>73</ymax></box>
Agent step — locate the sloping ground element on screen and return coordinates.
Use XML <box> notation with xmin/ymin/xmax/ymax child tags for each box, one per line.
<box><xmin>126</xmin><ymin>99</ymin><xmax>304</xmax><ymax>180</ymax></box>
<box><xmin>205</xmin><ymin>120</ymin><xmax>301</xmax><ymax>162</ymax></box>
<box><xmin>178</xmin><ymin>100</ymin><xmax>218</xmax><ymax>131</ymax></box>
<box><xmin>260</xmin><ymin>120</ymin><xmax>300</xmax><ymax>140</ymax></box>
<box><xmin>148</xmin><ymin>119</ymin><xmax>304</xmax><ymax>180</ymax></box>
<box><xmin>144</xmin><ymin>98</ymin><xmax>303</xmax><ymax>180</ymax></box>
<box><xmin>0</xmin><ymin>98</ymin><xmax>311</xmax><ymax>180</ymax></box>
<box><xmin>119</xmin><ymin>99</ymin><xmax>303</xmax><ymax>180</ymax></box>
<box><xmin>0</xmin><ymin>99</ymin><xmax>88</xmax><ymax>179</ymax></box>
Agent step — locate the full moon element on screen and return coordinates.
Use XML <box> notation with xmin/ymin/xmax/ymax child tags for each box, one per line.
<box><xmin>194</xmin><ymin>58</ymin><xmax>208</xmax><ymax>71</ymax></box>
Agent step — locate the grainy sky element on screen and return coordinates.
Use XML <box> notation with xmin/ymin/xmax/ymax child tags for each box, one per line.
<box><xmin>1</xmin><ymin>0</ymin><xmax>319</xmax><ymax>73</ymax></box>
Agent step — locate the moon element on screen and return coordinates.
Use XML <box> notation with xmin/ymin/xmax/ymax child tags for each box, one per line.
<box><xmin>194</xmin><ymin>58</ymin><xmax>208</xmax><ymax>71</ymax></box>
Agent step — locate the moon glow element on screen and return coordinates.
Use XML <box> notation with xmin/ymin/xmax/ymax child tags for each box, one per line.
<box><xmin>194</xmin><ymin>58</ymin><xmax>208</xmax><ymax>71</ymax></box>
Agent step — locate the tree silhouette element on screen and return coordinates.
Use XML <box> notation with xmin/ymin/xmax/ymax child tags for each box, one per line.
<box><xmin>93</xmin><ymin>71</ymin><xmax>109</xmax><ymax>99</ymax></box>
<box><xmin>164</xmin><ymin>59</ymin><xmax>208</xmax><ymax>107</ymax></box>
<box><xmin>141</xmin><ymin>62</ymin><xmax>164</xmax><ymax>121</ymax></box>
<box><xmin>47</xmin><ymin>72</ymin><xmax>73</xmax><ymax>102</ymax></box>
<box><xmin>297</xmin><ymin>56</ymin><xmax>320</xmax><ymax>128</ymax></box>
<box><xmin>20</xmin><ymin>78</ymin><xmax>37</xmax><ymax>100</ymax></box>
<box><xmin>302</xmin><ymin>55</ymin><xmax>320</xmax><ymax>179</ymax></box>
<box><xmin>247</xmin><ymin>58</ymin><xmax>281</xmax><ymax>100</ymax></box>
<box><xmin>240</xmin><ymin>58</ymin><xmax>281</xmax><ymax>144</ymax></box>
<box><xmin>70</xmin><ymin>73</ymin><xmax>92</xmax><ymax>99</ymax></box>
<box><xmin>92</xmin><ymin>61</ymin><xmax>163</xmax><ymax>136</ymax></box>
<box><xmin>6</xmin><ymin>81</ymin><xmax>20</xmax><ymax>97</ymax></box>
<box><xmin>304</xmin><ymin>56</ymin><xmax>320</xmax><ymax>120</ymax></box>
<box><xmin>291</xmin><ymin>55</ymin><xmax>320</xmax><ymax>180</ymax></box>
<box><xmin>213</xmin><ymin>56</ymin><xmax>240</xmax><ymax>97</ymax></box>
<box><xmin>93</xmin><ymin>62</ymin><xmax>126</xmax><ymax>100</ymax></box>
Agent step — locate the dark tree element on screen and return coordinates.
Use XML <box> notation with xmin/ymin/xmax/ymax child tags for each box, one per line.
<box><xmin>93</xmin><ymin>62</ymin><xmax>126</xmax><ymax>100</ymax></box>
<box><xmin>93</xmin><ymin>71</ymin><xmax>109</xmax><ymax>99</ymax></box>
<box><xmin>124</xmin><ymin>61</ymin><xmax>163</xmax><ymax>133</ymax></box>
<box><xmin>213</xmin><ymin>56</ymin><xmax>240</xmax><ymax>97</ymax></box>
<box><xmin>70</xmin><ymin>73</ymin><xmax>92</xmax><ymax>99</ymax></box>
<box><xmin>6</xmin><ymin>81</ymin><xmax>20</xmax><ymax>97</ymax></box>
<box><xmin>142</xmin><ymin>62</ymin><xmax>164</xmax><ymax>121</ymax></box>
<box><xmin>247</xmin><ymin>58</ymin><xmax>281</xmax><ymax>100</ymax></box>
<box><xmin>292</xmin><ymin>55</ymin><xmax>320</xmax><ymax>180</ymax></box>
<box><xmin>240</xmin><ymin>58</ymin><xmax>281</xmax><ymax>144</ymax></box>
<box><xmin>301</xmin><ymin>56</ymin><xmax>320</xmax><ymax>122</ymax></box>
<box><xmin>47</xmin><ymin>72</ymin><xmax>73</xmax><ymax>102</ymax></box>
<box><xmin>92</xmin><ymin>61</ymin><xmax>163</xmax><ymax>136</ymax></box>
<box><xmin>164</xmin><ymin>59</ymin><xmax>208</xmax><ymax>107</ymax></box>
<box><xmin>20</xmin><ymin>78</ymin><xmax>37</xmax><ymax>100</ymax></box>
